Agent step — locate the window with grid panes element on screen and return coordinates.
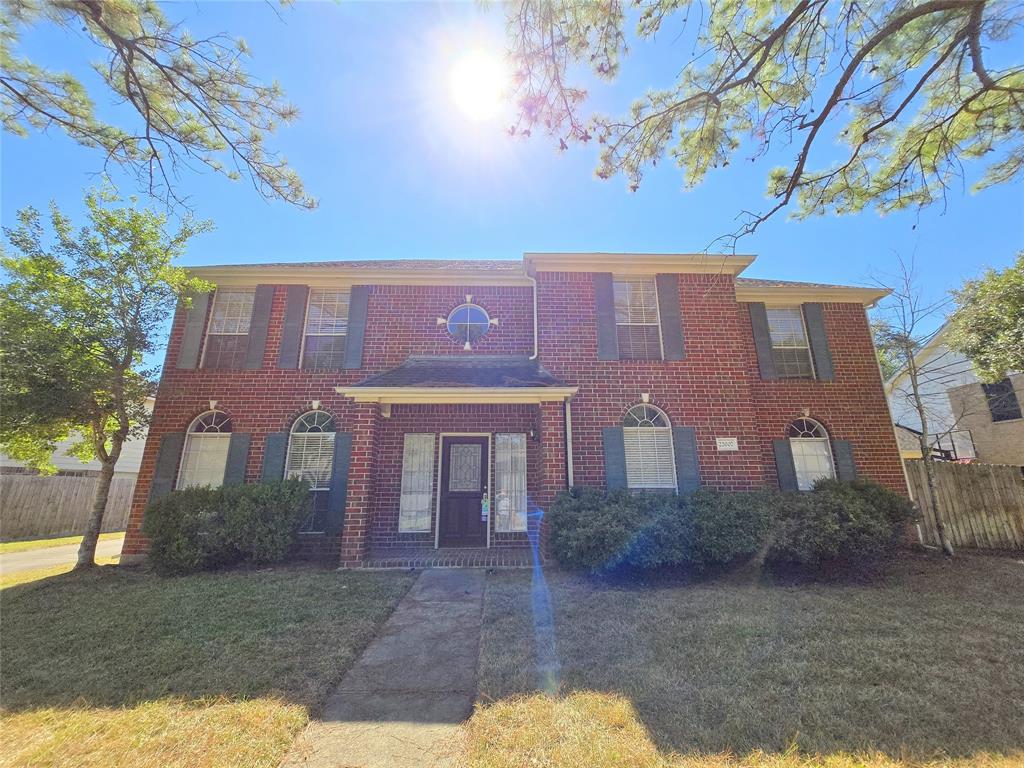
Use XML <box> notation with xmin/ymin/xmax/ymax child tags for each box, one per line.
<box><xmin>177</xmin><ymin>411</ymin><xmax>232</xmax><ymax>489</ymax></box>
<box><xmin>286</xmin><ymin>411</ymin><xmax>336</xmax><ymax>533</ymax></box>
<box><xmin>302</xmin><ymin>289</ymin><xmax>349</xmax><ymax>369</ymax></box>
<box><xmin>787</xmin><ymin>418</ymin><xmax>835</xmax><ymax>490</ymax></box>
<box><xmin>982</xmin><ymin>378</ymin><xmax>1022</xmax><ymax>422</ymax></box>
<box><xmin>203</xmin><ymin>289</ymin><xmax>254</xmax><ymax>369</ymax></box>
<box><xmin>766</xmin><ymin>307</ymin><xmax>814</xmax><ymax>378</ymax></box>
<box><xmin>623</xmin><ymin>404</ymin><xmax>676</xmax><ymax>489</ymax></box>
<box><xmin>613</xmin><ymin>278</ymin><xmax>662</xmax><ymax>360</ymax></box>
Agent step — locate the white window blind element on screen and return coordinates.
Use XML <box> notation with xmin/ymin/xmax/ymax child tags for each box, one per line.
<box><xmin>766</xmin><ymin>307</ymin><xmax>814</xmax><ymax>378</ymax></box>
<box><xmin>399</xmin><ymin>433</ymin><xmax>435</xmax><ymax>532</ymax></box>
<box><xmin>203</xmin><ymin>289</ymin><xmax>255</xmax><ymax>369</ymax></box>
<box><xmin>613</xmin><ymin>278</ymin><xmax>662</xmax><ymax>360</ymax></box>
<box><xmin>624</xmin><ymin>428</ymin><xmax>676</xmax><ymax>489</ymax></box>
<box><xmin>177</xmin><ymin>434</ymin><xmax>230</xmax><ymax>489</ymax></box>
<box><xmin>302</xmin><ymin>289</ymin><xmax>350</xmax><ymax>369</ymax></box>
<box><xmin>495</xmin><ymin>433</ymin><xmax>528</xmax><ymax>532</ymax></box>
<box><xmin>790</xmin><ymin>439</ymin><xmax>835</xmax><ymax>490</ymax></box>
<box><xmin>285</xmin><ymin>432</ymin><xmax>336</xmax><ymax>490</ymax></box>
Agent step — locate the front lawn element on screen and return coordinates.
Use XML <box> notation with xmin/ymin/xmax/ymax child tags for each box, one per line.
<box><xmin>469</xmin><ymin>552</ymin><xmax>1024</xmax><ymax>767</ymax></box>
<box><xmin>0</xmin><ymin>565</ymin><xmax>414</xmax><ymax>768</ymax></box>
<box><xmin>0</xmin><ymin>531</ymin><xmax>124</xmax><ymax>555</ymax></box>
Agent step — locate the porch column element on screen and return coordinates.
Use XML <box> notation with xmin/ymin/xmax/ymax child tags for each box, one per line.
<box><xmin>338</xmin><ymin>401</ymin><xmax>379</xmax><ymax>567</ymax></box>
<box><xmin>537</xmin><ymin>400</ymin><xmax>569</xmax><ymax>509</ymax></box>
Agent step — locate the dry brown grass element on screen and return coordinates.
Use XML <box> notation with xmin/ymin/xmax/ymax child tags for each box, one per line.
<box><xmin>0</xmin><ymin>532</ymin><xmax>124</xmax><ymax>555</ymax></box>
<box><xmin>0</xmin><ymin>564</ymin><xmax>414</xmax><ymax>768</ymax></box>
<box><xmin>469</xmin><ymin>552</ymin><xmax>1024</xmax><ymax>767</ymax></box>
<box><xmin>0</xmin><ymin>558</ymin><xmax>119</xmax><ymax>589</ymax></box>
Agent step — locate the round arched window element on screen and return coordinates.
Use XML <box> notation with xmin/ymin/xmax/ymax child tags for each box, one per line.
<box><xmin>189</xmin><ymin>410</ymin><xmax>232</xmax><ymax>433</ymax></box>
<box><xmin>178</xmin><ymin>410</ymin><xmax>233</xmax><ymax>489</ymax></box>
<box><xmin>622</xmin><ymin>404</ymin><xmax>676</xmax><ymax>489</ymax></box>
<box><xmin>786</xmin><ymin>417</ymin><xmax>835</xmax><ymax>490</ymax></box>
<box><xmin>286</xmin><ymin>410</ymin><xmax>337</xmax><ymax>535</ymax></box>
<box><xmin>447</xmin><ymin>303</ymin><xmax>491</xmax><ymax>347</ymax></box>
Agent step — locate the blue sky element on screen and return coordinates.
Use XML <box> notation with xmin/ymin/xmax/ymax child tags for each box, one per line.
<box><xmin>3</xmin><ymin>0</ymin><xmax>1022</xmax><ymax>313</ymax></box>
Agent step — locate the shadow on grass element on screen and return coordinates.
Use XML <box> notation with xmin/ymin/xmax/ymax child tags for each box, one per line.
<box><xmin>476</xmin><ymin>550</ymin><xmax>1024</xmax><ymax>761</ymax></box>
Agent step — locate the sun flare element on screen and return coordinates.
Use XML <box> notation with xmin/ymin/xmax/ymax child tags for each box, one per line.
<box><xmin>449</xmin><ymin>49</ymin><xmax>508</xmax><ymax>122</ymax></box>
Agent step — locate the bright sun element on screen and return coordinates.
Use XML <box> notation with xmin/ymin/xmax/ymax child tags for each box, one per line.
<box><xmin>449</xmin><ymin>49</ymin><xmax>508</xmax><ymax>122</ymax></box>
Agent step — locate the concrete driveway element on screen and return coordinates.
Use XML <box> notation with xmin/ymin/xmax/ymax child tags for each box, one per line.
<box><xmin>0</xmin><ymin>537</ymin><xmax>124</xmax><ymax>575</ymax></box>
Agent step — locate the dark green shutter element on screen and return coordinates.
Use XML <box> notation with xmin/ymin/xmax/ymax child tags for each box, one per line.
<box><xmin>244</xmin><ymin>285</ymin><xmax>275</xmax><ymax>370</ymax></box>
<box><xmin>832</xmin><ymin>440</ymin><xmax>857</xmax><ymax>481</ymax></box>
<box><xmin>261</xmin><ymin>432</ymin><xmax>289</xmax><ymax>482</ymax></box>
<box><xmin>326</xmin><ymin>432</ymin><xmax>353</xmax><ymax>533</ymax></box>
<box><xmin>148</xmin><ymin>433</ymin><xmax>185</xmax><ymax>503</ymax></box>
<box><xmin>278</xmin><ymin>285</ymin><xmax>309</xmax><ymax>369</ymax></box>
<box><xmin>802</xmin><ymin>303</ymin><xmax>834</xmax><ymax>381</ymax></box>
<box><xmin>773</xmin><ymin>439</ymin><xmax>798</xmax><ymax>491</ymax></box>
<box><xmin>656</xmin><ymin>274</ymin><xmax>685</xmax><ymax>360</ymax></box>
<box><xmin>594</xmin><ymin>273</ymin><xmax>619</xmax><ymax>360</ymax></box>
<box><xmin>176</xmin><ymin>292</ymin><xmax>211</xmax><ymax>369</ymax></box>
<box><xmin>343</xmin><ymin>286</ymin><xmax>370</xmax><ymax>370</ymax></box>
<box><xmin>224</xmin><ymin>433</ymin><xmax>251</xmax><ymax>485</ymax></box>
<box><xmin>602</xmin><ymin>426</ymin><xmax>627</xmax><ymax>490</ymax></box>
<box><xmin>672</xmin><ymin>426</ymin><xmax>700</xmax><ymax>492</ymax></box>
<box><xmin>749</xmin><ymin>303</ymin><xmax>777</xmax><ymax>380</ymax></box>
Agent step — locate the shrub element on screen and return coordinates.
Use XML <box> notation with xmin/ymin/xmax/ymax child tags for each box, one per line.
<box><xmin>143</xmin><ymin>479</ymin><xmax>311</xmax><ymax>574</ymax></box>
<box><xmin>689</xmin><ymin>489</ymin><xmax>776</xmax><ymax>567</ymax></box>
<box><xmin>769</xmin><ymin>479</ymin><xmax>913</xmax><ymax>570</ymax></box>
<box><xmin>547</xmin><ymin>487</ymin><xmax>650</xmax><ymax>572</ymax></box>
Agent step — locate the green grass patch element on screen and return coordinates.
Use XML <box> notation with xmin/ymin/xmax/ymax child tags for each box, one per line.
<box><xmin>0</xmin><ymin>532</ymin><xmax>124</xmax><ymax>554</ymax></box>
<box><xmin>471</xmin><ymin>552</ymin><xmax>1024</xmax><ymax>766</ymax></box>
<box><xmin>1</xmin><ymin>565</ymin><xmax>415</xmax><ymax>768</ymax></box>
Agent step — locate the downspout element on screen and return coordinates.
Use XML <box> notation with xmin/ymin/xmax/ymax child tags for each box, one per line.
<box><xmin>565</xmin><ymin>396</ymin><xmax>575</xmax><ymax>487</ymax></box>
<box><xmin>527</xmin><ymin>269</ymin><xmax>539</xmax><ymax>360</ymax></box>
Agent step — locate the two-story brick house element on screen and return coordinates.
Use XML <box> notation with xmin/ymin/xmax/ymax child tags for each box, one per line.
<box><xmin>121</xmin><ymin>253</ymin><xmax>905</xmax><ymax>567</ymax></box>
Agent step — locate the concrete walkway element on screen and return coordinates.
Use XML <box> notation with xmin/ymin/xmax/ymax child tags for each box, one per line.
<box><xmin>282</xmin><ymin>568</ymin><xmax>486</xmax><ymax>768</ymax></box>
<box><xmin>0</xmin><ymin>537</ymin><xmax>124</xmax><ymax>575</ymax></box>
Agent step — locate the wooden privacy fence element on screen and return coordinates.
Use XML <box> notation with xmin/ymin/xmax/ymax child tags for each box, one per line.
<box><xmin>0</xmin><ymin>475</ymin><xmax>135</xmax><ymax>541</ymax></box>
<box><xmin>905</xmin><ymin>459</ymin><xmax>1024</xmax><ymax>550</ymax></box>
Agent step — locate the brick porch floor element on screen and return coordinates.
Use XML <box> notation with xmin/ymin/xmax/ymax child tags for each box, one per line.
<box><xmin>359</xmin><ymin>546</ymin><xmax>540</xmax><ymax>569</ymax></box>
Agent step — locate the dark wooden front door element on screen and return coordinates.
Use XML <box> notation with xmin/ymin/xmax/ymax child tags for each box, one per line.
<box><xmin>439</xmin><ymin>436</ymin><xmax>488</xmax><ymax>547</ymax></box>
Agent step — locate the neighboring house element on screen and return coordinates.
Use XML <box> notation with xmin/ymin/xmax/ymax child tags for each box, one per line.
<box><xmin>0</xmin><ymin>397</ymin><xmax>155</xmax><ymax>480</ymax></box>
<box><xmin>886</xmin><ymin>324</ymin><xmax>1023</xmax><ymax>464</ymax></box>
<box><xmin>121</xmin><ymin>253</ymin><xmax>905</xmax><ymax>566</ymax></box>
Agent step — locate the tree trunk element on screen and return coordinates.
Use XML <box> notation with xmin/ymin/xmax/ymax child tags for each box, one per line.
<box><xmin>75</xmin><ymin>440</ymin><xmax>123</xmax><ymax>569</ymax></box>
<box><xmin>921</xmin><ymin>448</ymin><xmax>955</xmax><ymax>556</ymax></box>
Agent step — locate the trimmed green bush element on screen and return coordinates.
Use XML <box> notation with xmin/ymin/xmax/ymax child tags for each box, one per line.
<box><xmin>689</xmin><ymin>489</ymin><xmax>776</xmax><ymax>567</ymax></box>
<box><xmin>143</xmin><ymin>479</ymin><xmax>311</xmax><ymax>574</ymax></box>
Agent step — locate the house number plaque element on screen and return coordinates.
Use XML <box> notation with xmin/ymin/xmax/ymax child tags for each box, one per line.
<box><xmin>715</xmin><ymin>437</ymin><xmax>739</xmax><ymax>452</ymax></box>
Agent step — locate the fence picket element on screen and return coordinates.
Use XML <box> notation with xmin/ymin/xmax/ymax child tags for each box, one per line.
<box><xmin>1</xmin><ymin>475</ymin><xmax>135</xmax><ymax>540</ymax></box>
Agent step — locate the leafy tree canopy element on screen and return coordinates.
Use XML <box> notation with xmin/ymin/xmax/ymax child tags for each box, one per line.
<box><xmin>947</xmin><ymin>252</ymin><xmax>1024</xmax><ymax>381</ymax></box>
<box><xmin>505</xmin><ymin>0</ymin><xmax>1024</xmax><ymax>244</ymax></box>
<box><xmin>1</xmin><ymin>0</ymin><xmax>314</xmax><ymax>209</ymax></box>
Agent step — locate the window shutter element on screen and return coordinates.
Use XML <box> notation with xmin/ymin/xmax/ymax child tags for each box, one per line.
<box><xmin>325</xmin><ymin>432</ymin><xmax>353</xmax><ymax>533</ymax></box>
<box><xmin>672</xmin><ymin>426</ymin><xmax>700</xmax><ymax>492</ymax></box>
<box><xmin>176</xmin><ymin>292</ymin><xmax>211</xmax><ymax>369</ymax></box>
<box><xmin>224</xmin><ymin>433</ymin><xmax>251</xmax><ymax>485</ymax></box>
<box><xmin>261</xmin><ymin>432</ymin><xmax>288</xmax><ymax>482</ymax></box>
<box><xmin>342</xmin><ymin>286</ymin><xmax>370</xmax><ymax>370</ymax></box>
<box><xmin>278</xmin><ymin>285</ymin><xmax>309</xmax><ymax>369</ymax></box>
<box><xmin>148</xmin><ymin>433</ymin><xmax>186</xmax><ymax>503</ymax></box>
<box><xmin>594</xmin><ymin>273</ymin><xmax>619</xmax><ymax>360</ymax></box>
<box><xmin>243</xmin><ymin>285</ymin><xmax>275</xmax><ymax>370</ymax></box>
<box><xmin>832</xmin><ymin>439</ymin><xmax>857</xmax><ymax>481</ymax></box>
<box><xmin>749</xmin><ymin>303</ymin><xmax>777</xmax><ymax>380</ymax></box>
<box><xmin>602</xmin><ymin>426</ymin><xmax>627</xmax><ymax>489</ymax></box>
<box><xmin>773</xmin><ymin>439</ymin><xmax>799</xmax><ymax>491</ymax></box>
<box><xmin>656</xmin><ymin>274</ymin><xmax>685</xmax><ymax>360</ymax></box>
<box><xmin>802</xmin><ymin>303</ymin><xmax>834</xmax><ymax>381</ymax></box>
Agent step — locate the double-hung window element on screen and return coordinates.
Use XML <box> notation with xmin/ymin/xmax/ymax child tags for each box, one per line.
<box><xmin>285</xmin><ymin>411</ymin><xmax>336</xmax><ymax>532</ymax></box>
<box><xmin>787</xmin><ymin>418</ymin><xmax>835</xmax><ymax>490</ymax></box>
<box><xmin>623</xmin><ymin>404</ymin><xmax>676</xmax><ymax>489</ymax></box>
<box><xmin>302</xmin><ymin>289</ymin><xmax>350</xmax><ymax>370</ymax></box>
<box><xmin>203</xmin><ymin>289</ymin><xmax>254</xmax><ymax>369</ymax></box>
<box><xmin>177</xmin><ymin>411</ymin><xmax>232</xmax><ymax>489</ymax></box>
<box><xmin>398</xmin><ymin>434</ymin><xmax>435</xmax><ymax>532</ymax></box>
<box><xmin>983</xmin><ymin>378</ymin><xmax>1022</xmax><ymax>422</ymax></box>
<box><xmin>613</xmin><ymin>278</ymin><xmax>663</xmax><ymax>360</ymax></box>
<box><xmin>766</xmin><ymin>307</ymin><xmax>814</xmax><ymax>378</ymax></box>
<box><xmin>495</xmin><ymin>433</ymin><xmax>528</xmax><ymax>532</ymax></box>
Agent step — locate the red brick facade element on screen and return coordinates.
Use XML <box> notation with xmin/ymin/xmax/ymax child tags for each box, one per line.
<box><xmin>121</xmin><ymin>257</ymin><xmax>905</xmax><ymax>565</ymax></box>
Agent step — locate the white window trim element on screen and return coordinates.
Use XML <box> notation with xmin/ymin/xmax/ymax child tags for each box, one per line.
<box><xmin>622</xmin><ymin>403</ymin><xmax>676</xmax><ymax>490</ymax></box>
<box><xmin>767</xmin><ymin>306</ymin><xmax>816</xmax><ymax>378</ymax></box>
<box><xmin>613</xmin><ymin>275</ymin><xmax>665</xmax><ymax>360</ymax></box>
<box><xmin>398</xmin><ymin>433</ymin><xmax>436</xmax><ymax>533</ymax></box>
<box><xmin>200</xmin><ymin>288</ymin><xmax>255</xmax><ymax>368</ymax></box>
<box><xmin>298</xmin><ymin>288</ymin><xmax>350</xmax><ymax>369</ymax></box>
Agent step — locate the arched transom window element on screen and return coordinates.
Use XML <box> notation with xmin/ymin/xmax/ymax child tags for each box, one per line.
<box><xmin>177</xmin><ymin>411</ymin><xmax>233</xmax><ymax>489</ymax></box>
<box><xmin>286</xmin><ymin>411</ymin><xmax>336</xmax><ymax>533</ymax></box>
<box><xmin>623</xmin><ymin>404</ymin><xmax>676</xmax><ymax>489</ymax></box>
<box><xmin>787</xmin><ymin>417</ymin><xmax>835</xmax><ymax>490</ymax></box>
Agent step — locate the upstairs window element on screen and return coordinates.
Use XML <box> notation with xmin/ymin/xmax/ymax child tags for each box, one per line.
<box><xmin>446</xmin><ymin>303</ymin><xmax>491</xmax><ymax>350</ymax></box>
<box><xmin>286</xmin><ymin>411</ymin><xmax>336</xmax><ymax>533</ymax></box>
<box><xmin>766</xmin><ymin>307</ymin><xmax>814</xmax><ymax>378</ymax></box>
<box><xmin>302</xmin><ymin>289</ymin><xmax>349</xmax><ymax>370</ymax></box>
<box><xmin>613</xmin><ymin>278</ymin><xmax>662</xmax><ymax>360</ymax></box>
<box><xmin>623</xmin><ymin>404</ymin><xmax>676</xmax><ymax>489</ymax></box>
<box><xmin>178</xmin><ymin>411</ymin><xmax>232</xmax><ymax>489</ymax></box>
<box><xmin>983</xmin><ymin>378</ymin><xmax>1022</xmax><ymax>422</ymax></box>
<box><xmin>203</xmin><ymin>289</ymin><xmax>254</xmax><ymax>369</ymax></box>
<box><xmin>787</xmin><ymin>418</ymin><xmax>835</xmax><ymax>490</ymax></box>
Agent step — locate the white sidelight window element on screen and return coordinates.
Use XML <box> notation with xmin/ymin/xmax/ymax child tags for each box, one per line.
<box><xmin>203</xmin><ymin>289</ymin><xmax>255</xmax><ymax>369</ymax></box>
<box><xmin>613</xmin><ymin>277</ymin><xmax>663</xmax><ymax>360</ymax></box>
<box><xmin>302</xmin><ymin>289</ymin><xmax>350</xmax><ymax>370</ymax></box>
<box><xmin>787</xmin><ymin>418</ymin><xmax>836</xmax><ymax>490</ymax></box>
<box><xmin>286</xmin><ymin>411</ymin><xmax>336</xmax><ymax>532</ymax></box>
<box><xmin>495</xmin><ymin>433</ymin><xmax>528</xmax><ymax>532</ymax></box>
<box><xmin>623</xmin><ymin>404</ymin><xmax>676</xmax><ymax>489</ymax></box>
<box><xmin>766</xmin><ymin>307</ymin><xmax>815</xmax><ymax>378</ymax></box>
<box><xmin>177</xmin><ymin>411</ymin><xmax>233</xmax><ymax>489</ymax></box>
<box><xmin>399</xmin><ymin>433</ymin><xmax>435</xmax><ymax>532</ymax></box>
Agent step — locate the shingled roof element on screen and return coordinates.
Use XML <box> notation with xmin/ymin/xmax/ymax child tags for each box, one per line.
<box><xmin>350</xmin><ymin>356</ymin><xmax>565</xmax><ymax>389</ymax></box>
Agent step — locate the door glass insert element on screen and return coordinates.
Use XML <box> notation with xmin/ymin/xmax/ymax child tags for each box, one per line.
<box><xmin>449</xmin><ymin>443</ymin><xmax>482</xmax><ymax>492</ymax></box>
